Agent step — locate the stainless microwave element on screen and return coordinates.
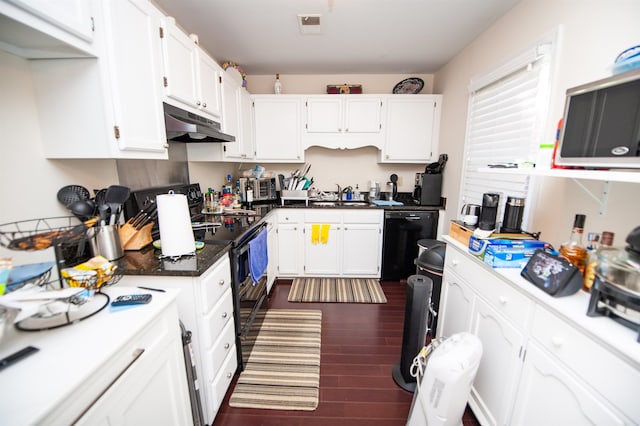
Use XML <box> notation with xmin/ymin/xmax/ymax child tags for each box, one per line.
<box><xmin>555</xmin><ymin>67</ymin><xmax>640</xmax><ymax>169</ymax></box>
<box><xmin>239</xmin><ymin>177</ymin><xmax>277</xmax><ymax>202</ymax></box>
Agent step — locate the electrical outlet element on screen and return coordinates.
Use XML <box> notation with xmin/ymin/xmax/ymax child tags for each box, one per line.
<box><xmin>397</xmin><ymin>176</ymin><xmax>403</xmax><ymax>186</ymax></box>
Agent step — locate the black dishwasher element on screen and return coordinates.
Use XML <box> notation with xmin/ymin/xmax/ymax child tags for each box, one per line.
<box><xmin>381</xmin><ymin>210</ymin><xmax>438</xmax><ymax>280</ymax></box>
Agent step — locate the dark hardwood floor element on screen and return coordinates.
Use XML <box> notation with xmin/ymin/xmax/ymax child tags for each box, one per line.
<box><xmin>212</xmin><ymin>279</ymin><xmax>480</xmax><ymax>426</ymax></box>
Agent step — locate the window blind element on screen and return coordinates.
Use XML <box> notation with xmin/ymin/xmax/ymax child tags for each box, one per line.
<box><xmin>459</xmin><ymin>44</ymin><xmax>552</xmax><ymax>223</ymax></box>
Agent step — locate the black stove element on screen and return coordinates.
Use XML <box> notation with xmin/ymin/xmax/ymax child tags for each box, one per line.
<box><xmin>124</xmin><ymin>183</ymin><xmax>205</xmax><ymax>240</ymax></box>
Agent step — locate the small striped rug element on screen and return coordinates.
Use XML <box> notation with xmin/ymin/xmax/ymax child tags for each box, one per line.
<box><xmin>288</xmin><ymin>278</ymin><xmax>387</xmax><ymax>303</ymax></box>
<box><xmin>229</xmin><ymin>309</ymin><xmax>322</xmax><ymax>411</ymax></box>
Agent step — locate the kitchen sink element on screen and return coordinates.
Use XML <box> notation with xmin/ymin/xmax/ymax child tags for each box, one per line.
<box><xmin>310</xmin><ymin>200</ymin><xmax>371</xmax><ymax>207</ymax></box>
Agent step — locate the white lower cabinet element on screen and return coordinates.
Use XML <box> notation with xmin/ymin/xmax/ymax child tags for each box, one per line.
<box><xmin>511</xmin><ymin>342</ymin><xmax>627</xmax><ymax>425</ymax></box>
<box><xmin>468</xmin><ymin>297</ymin><xmax>525</xmax><ymax>425</ymax></box>
<box><xmin>76</xmin><ymin>329</ymin><xmax>192</xmax><ymax>425</ymax></box>
<box><xmin>439</xmin><ymin>239</ymin><xmax>640</xmax><ymax>425</ymax></box>
<box><xmin>123</xmin><ymin>254</ymin><xmax>236</xmax><ymax>423</ymax></box>
<box><xmin>276</xmin><ymin>209</ymin><xmax>383</xmax><ymax>278</ymax></box>
<box><xmin>276</xmin><ymin>210</ymin><xmax>305</xmax><ymax>276</ymax></box>
<box><xmin>266</xmin><ymin>215</ymin><xmax>278</xmax><ymax>293</ymax></box>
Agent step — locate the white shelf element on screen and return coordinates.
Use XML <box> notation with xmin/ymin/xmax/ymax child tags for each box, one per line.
<box><xmin>478</xmin><ymin>167</ymin><xmax>640</xmax><ymax>183</ymax></box>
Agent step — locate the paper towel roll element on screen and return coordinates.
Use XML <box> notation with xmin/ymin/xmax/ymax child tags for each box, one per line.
<box><xmin>156</xmin><ymin>192</ymin><xmax>196</xmax><ymax>257</ymax></box>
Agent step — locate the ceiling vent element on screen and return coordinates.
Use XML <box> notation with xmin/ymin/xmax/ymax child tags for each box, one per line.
<box><xmin>298</xmin><ymin>14</ymin><xmax>322</xmax><ymax>35</ymax></box>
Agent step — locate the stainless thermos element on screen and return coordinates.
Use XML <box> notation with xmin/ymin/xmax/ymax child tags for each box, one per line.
<box><xmin>501</xmin><ymin>196</ymin><xmax>525</xmax><ymax>233</ymax></box>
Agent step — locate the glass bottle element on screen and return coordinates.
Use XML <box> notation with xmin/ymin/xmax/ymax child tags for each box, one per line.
<box><xmin>559</xmin><ymin>214</ymin><xmax>588</xmax><ymax>276</ymax></box>
<box><xmin>274</xmin><ymin>73</ymin><xmax>282</xmax><ymax>94</ymax></box>
<box><xmin>245</xmin><ymin>182</ymin><xmax>254</xmax><ymax>209</ymax></box>
<box><xmin>582</xmin><ymin>232</ymin><xmax>600</xmax><ymax>291</ymax></box>
<box><xmin>584</xmin><ymin>231</ymin><xmax>615</xmax><ymax>291</ymax></box>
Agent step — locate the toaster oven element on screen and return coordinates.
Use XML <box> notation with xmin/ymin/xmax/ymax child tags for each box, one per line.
<box><xmin>239</xmin><ymin>177</ymin><xmax>277</xmax><ymax>202</ymax></box>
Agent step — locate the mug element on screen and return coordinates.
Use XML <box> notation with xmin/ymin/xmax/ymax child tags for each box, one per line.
<box><xmin>461</xmin><ymin>203</ymin><xmax>481</xmax><ymax>226</ymax></box>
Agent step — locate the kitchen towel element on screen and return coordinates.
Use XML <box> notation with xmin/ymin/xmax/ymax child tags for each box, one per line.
<box><xmin>156</xmin><ymin>192</ymin><xmax>196</xmax><ymax>257</ymax></box>
<box><xmin>249</xmin><ymin>228</ymin><xmax>268</xmax><ymax>283</ymax></box>
<box><xmin>311</xmin><ymin>224</ymin><xmax>330</xmax><ymax>244</ymax></box>
<box><xmin>373</xmin><ymin>200</ymin><xmax>404</xmax><ymax>206</ymax></box>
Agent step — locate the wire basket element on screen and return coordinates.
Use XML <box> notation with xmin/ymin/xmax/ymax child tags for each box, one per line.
<box><xmin>0</xmin><ymin>216</ymin><xmax>97</xmax><ymax>251</ymax></box>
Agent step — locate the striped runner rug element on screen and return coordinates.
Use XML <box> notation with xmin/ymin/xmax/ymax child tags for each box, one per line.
<box><xmin>288</xmin><ymin>277</ymin><xmax>388</xmax><ymax>303</ymax></box>
<box><xmin>229</xmin><ymin>309</ymin><xmax>322</xmax><ymax>411</ymax></box>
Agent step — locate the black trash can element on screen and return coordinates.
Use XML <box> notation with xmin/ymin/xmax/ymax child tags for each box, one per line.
<box><xmin>415</xmin><ymin>239</ymin><xmax>446</xmax><ymax>337</ymax></box>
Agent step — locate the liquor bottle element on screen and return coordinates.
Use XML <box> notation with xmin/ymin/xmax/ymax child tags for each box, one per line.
<box><xmin>274</xmin><ymin>73</ymin><xmax>282</xmax><ymax>94</ymax></box>
<box><xmin>583</xmin><ymin>231</ymin><xmax>615</xmax><ymax>291</ymax></box>
<box><xmin>582</xmin><ymin>232</ymin><xmax>600</xmax><ymax>291</ymax></box>
<box><xmin>559</xmin><ymin>214</ymin><xmax>588</xmax><ymax>275</ymax></box>
<box><xmin>245</xmin><ymin>182</ymin><xmax>254</xmax><ymax>209</ymax></box>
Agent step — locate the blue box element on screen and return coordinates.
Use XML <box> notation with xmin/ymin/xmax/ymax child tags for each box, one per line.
<box><xmin>468</xmin><ymin>235</ymin><xmax>548</xmax><ymax>268</ymax></box>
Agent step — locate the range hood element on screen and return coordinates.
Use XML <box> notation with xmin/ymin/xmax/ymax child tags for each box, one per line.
<box><xmin>163</xmin><ymin>102</ymin><xmax>235</xmax><ymax>143</ymax></box>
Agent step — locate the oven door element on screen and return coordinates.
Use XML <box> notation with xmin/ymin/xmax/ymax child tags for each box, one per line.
<box><xmin>229</xmin><ymin>223</ymin><xmax>268</xmax><ymax>371</ymax></box>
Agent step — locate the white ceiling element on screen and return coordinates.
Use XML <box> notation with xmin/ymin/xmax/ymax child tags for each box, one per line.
<box><xmin>151</xmin><ymin>0</ymin><xmax>522</xmax><ymax>75</ymax></box>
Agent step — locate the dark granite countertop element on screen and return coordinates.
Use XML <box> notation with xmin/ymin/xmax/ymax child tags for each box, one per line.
<box><xmin>119</xmin><ymin>240</ymin><xmax>231</xmax><ymax>277</ymax></box>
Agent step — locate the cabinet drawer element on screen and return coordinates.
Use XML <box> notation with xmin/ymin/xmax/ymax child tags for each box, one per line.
<box><xmin>206</xmin><ymin>350</ymin><xmax>238</xmax><ymax>416</ymax></box>
<box><xmin>203</xmin><ymin>320</ymin><xmax>236</xmax><ymax>382</ymax></box>
<box><xmin>342</xmin><ymin>210</ymin><xmax>382</xmax><ymax>224</ymax></box>
<box><xmin>304</xmin><ymin>210</ymin><xmax>342</xmax><ymax>223</ymax></box>
<box><xmin>531</xmin><ymin>305</ymin><xmax>640</xmax><ymax>421</ymax></box>
<box><xmin>278</xmin><ymin>210</ymin><xmax>304</xmax><ymax>223</ymax></box>
<box><xmin>445</xmin><ymin>246</ymin><xmax>532</xmax><ymax>328</ymax></box>
<box><xmin>202</xmin><ymin>289</ymin><xmax>234</xmax><ymax>349</ymax></box>
<box><xmin>200</xmin><ymin>256</ymin><xmax>231</xmax><ymax>314</ymax></box>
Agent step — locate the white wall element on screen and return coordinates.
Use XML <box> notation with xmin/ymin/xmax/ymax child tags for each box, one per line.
<box><xmin>0</xmin><ymin>50</ymin><xmax>119</xmax><ymax>264</ymax></box>
<box><xmin>434</xmin><ymin>0</ymin><xmax>640</xmax><ymax>248</ymax></box>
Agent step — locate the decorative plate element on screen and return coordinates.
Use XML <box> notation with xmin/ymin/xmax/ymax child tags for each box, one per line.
<box><xmin>393</xmin><ymin>78</ymin><xmax>424</xmax><ymax>94</ymax></box>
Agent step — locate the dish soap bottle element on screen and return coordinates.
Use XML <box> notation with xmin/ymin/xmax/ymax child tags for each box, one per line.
<box><xmin>559</xmin><ymin>214</ymin><xmax>588</xmax><ymax>275</ymax></box>
<box><xmin>274</xmin><ymin>73</ymin><xmax>282</xmax><ymax>94</ymax></box>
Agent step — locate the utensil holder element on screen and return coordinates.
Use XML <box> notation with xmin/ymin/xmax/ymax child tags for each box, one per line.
<box><xmin>87</xmin><ymin>224</ymin><xmax>124</xmax><ymax>260</ymax></box>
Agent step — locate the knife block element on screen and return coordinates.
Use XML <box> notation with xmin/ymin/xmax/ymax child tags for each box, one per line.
<box><xmin>119</xmin><ymin>222</ymin><xmax>154</xmax><ymax>251</ymax></box>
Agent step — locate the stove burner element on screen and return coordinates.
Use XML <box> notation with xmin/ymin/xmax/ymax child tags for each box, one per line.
<box><xmin>587</xmin><ymin>277</ymin><xmax>640</xmax><ymax>342</ymax></box>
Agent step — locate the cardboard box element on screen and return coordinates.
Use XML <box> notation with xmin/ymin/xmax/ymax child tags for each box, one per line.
<box><xmin>468</xmin><ymin>235</ymin><xmax>548</xmax><ymax>268</ymax></box>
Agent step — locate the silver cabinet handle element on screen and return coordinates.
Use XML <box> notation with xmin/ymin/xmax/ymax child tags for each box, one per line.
<box><xmin>224</xmin><ymin>343</ymin><xmax>230</xmax><ymax>349</ymax></box>
<box><xmin>222</xmin><ymin>312</ymin><xmax>228</xmax><ymax>318</ymax></box>
<box><xmin>218</xmin><ymin>279</ymin><xmax>225</xmax><ymax>286</ymax></box>
<box><xmin>227</xmin><ymin>372</ymin><xmax>233</xmax><ymax>379</ymax></box>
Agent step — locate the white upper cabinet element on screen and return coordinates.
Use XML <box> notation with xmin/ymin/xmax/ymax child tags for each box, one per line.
<box><xmin>252</xmin><ymin>95</ymin><xmax>304</xmax><ymax>163</ymax></box>
<box><xmin>29</xmin><ymin>0</ymin><xmax>168</xmax><ymax>159</ymax></box>
<box><xmin>160</xmin><ymin>17</ymin><xmax>222</xmax><ymax>120</ymax></box>
<box><xmin>380</xmin><ymin>94</ymin><xmax>442</xmax><ymax>163</ymax></box>
<box><xmin>0</xmin><ymin>0</ymin><xmax>96</xmax><ymax>57</ymax></box>
<box><xmin>303</xmin><ymin>95</ymin><xmax>383</xmax><ymax>149</ymax></box>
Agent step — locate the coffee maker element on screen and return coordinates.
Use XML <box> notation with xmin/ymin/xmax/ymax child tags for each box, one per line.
<box><xmin>413</xmin><ymin>173</ymin><xmax>442</xmax><ymax>206</ymax></box>
<box><xmin>478</xmin><ymin>193</ymin><xmax>500</xmax><ymax>231</ymax></box>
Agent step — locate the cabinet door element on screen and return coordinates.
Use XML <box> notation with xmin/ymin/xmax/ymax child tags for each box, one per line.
<box><xmin>469</xmin><ymin>297</ymin><xmax>525</xmax><ymax>426</ymax></box>
<box><xmin>345</xmin><ymin>97</ymin><xmax>382</xmax><ymax>133</ymax></box>
<box><xmin>253</xmin><ymin>96</ymin><xmax>304</xmax><ymax>162</ymax></box>
<box><xmin>436</xmin><ymin>272</ymin><xmax>474</xmax><ymax>339</ymax></box>
<box><xmin>77</xmin><ymin>336</ymin><xmax>193</xmax><ymax>425</ymax></box>
<box><xmin>304</xmin><ymin>224</ymin><xmax>341</xmax><ymax>275</ymax></box>
<box><xmin>224</xmin><ymin>87</ymin><xmax>254</xmax><ymax>160</ymax></box>
<box><xmin>197</xmin><ymin>49</ymin><xmax>223</xmax><ymax>119</ymax></box>
<box><xmin>342</xmin><ymin>223</ymin><xmax>381</xmax><ymax>276</ymax></box>
<box><xmin>277</xmin><ymin>223</ymin><xmax>304</xmax><ymax>276</ymax></box>
<box><xmin>381</xmin><ymin>95</ymin><xmax>441</xmax><ymax>163</ymax></box>
<box><xmin>9</xmin><ymin>0</ymin><xmax>94</xmax><ymax>42</ymax></box>
<box><xmin>102</xmin><ymin>0</ymin><xmax>167</xmax><ymax>155</ymax></box>
<box><xmin>161</xmin><ymin>17</ymin><xmax>198</xmax><ymax>109</ymax></box>
<box><xmin>266</xmin><ymin>218</ymin><xmax>278</xmax><ymax>293</ymax></box>
<box><xmin>306</xmin><ymin>97</ymin><xmax>342</xmax><ymax>132</ymax></box>
<box><xmin>221</xmin><ymin>71</ymin><xmax>240</xmax><ymax>141</ymax></box>
<box><xmin>511</xmin><ymin>343</ymin><xmax>627</xmax><ymax>425</ymax></box>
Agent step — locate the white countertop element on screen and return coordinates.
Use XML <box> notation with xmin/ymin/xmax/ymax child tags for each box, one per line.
<box><xmin>443</xmin><ymin>236</ymin><xmax>640</xmax><ymax>368</ymax></box>
<box><xmin>0</xmin><ymin>285</ymin><xmax>180</xmax><ymax>425</ymax></box>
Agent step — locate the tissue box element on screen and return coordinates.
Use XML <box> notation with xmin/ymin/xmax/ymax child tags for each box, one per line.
<box><xmin>468</xmin><ymin>236</ymin><xmax>548</xmax><ymax>268</ymax></box>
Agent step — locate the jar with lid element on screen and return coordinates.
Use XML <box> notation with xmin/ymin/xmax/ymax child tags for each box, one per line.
<box><xmin>584</xmin><ymin>231</ymin><xmax>615</xmax><ymax>291</ymax></box>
